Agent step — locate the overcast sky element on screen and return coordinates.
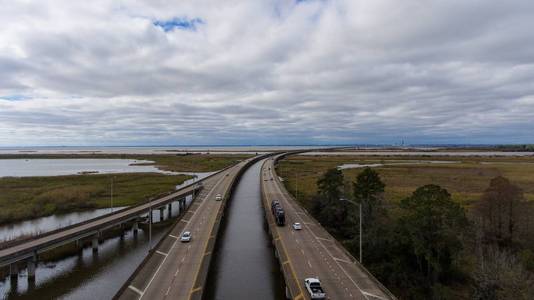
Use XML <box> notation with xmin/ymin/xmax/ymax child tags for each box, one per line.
<box><xmin>1</xmin><ymin>0</ymin><xmax>533</xmax><ymax>146</ymax></box>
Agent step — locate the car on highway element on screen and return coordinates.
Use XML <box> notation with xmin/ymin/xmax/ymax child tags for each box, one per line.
<box><xmin>304</xmin><ymin>278</ymin><xmax>326</xmax><ymax>299</ymax></box>
<box><xmin>180</xmin><ymin>231</ymin><xmax>192</xmax><ymax>242</ymax></box>
<box><xmin>215</xmin><ymin>194</ymin><xmax>223</xmax><ymax>201</ymax></box>
<box><xmin>292</xmin><ymin>222</ymin><xmax>302</xmax><ymax>230</ymax></box>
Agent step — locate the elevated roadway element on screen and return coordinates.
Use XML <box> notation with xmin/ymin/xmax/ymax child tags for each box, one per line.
<box><xmin>115</xmin><ymin>155</ymin><xmax>266</xmax><ymax>300</ymax></box>
<box><xmin>0</xmin><ymin>175</ymin><xmax>205</xmax><ymax>270</ymax></box>
<box><xmin>261</xmin><ymin>156</ymin><xmax>396</xmax><ymax>300</ymax></box>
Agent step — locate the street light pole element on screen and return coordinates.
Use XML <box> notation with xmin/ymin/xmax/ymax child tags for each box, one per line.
<box><xmin>359</xmin><ymin>202</ymin><xmax>362</xmax><ymax>264</ymax></box>
<box><xmin>340</xmin><ymin>198</ymin><xmax>363</xmax><ymax>264</ymax></box>
<box><xmin>149</xmin><ymin>198</ymin><xmax>152</xmax><ymax>252</ymax></box>
<box><xmin>295</xmin><ymin>173</ymin><xmax>298</xmax><ymax>201</ymax></box>
<box><xmin>110</xmin><ymin>176</ymin><xmax>114</xmax><ymax>212</ymax></box>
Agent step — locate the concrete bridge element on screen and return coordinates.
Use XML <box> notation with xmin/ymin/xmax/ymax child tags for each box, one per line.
<box><xmin>114</xmin><ymin>154</ymin><xmax>268</xmax><ymax>300</ymax></box>
<box><xmin>0</xmin><ymin>168</ymin><xmax>219</xmax><ymax>282</ymax></box>
<box><xmin>261</xmin><ymin>155</ymin><xmax>397</xmax><ymax>300</ymax></box>
<box><xmin>2</xmin><ymin>150</ymin><xmax>396</xmax><ymax>299</ymax></box>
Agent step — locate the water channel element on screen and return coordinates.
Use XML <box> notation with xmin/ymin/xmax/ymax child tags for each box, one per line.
<box><xmin>206</xmin><ymin>160</ymin><xmax>284</xmax><ymax>299</ymax></box>
<box><xmin>0</xmin><ymin>160</ymin><xmax>283</xmax><ymax>299</ymax></box>
<box><xmin>0</xmin><ymin>195</ymin><xmax>193</xmax><ymax>299</ymax></box>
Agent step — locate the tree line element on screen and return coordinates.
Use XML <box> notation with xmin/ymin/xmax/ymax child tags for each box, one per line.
<box><xmin>309</xmin><ymin>167</ymin><xmax>534</xmax><ymax>299</ymax></box>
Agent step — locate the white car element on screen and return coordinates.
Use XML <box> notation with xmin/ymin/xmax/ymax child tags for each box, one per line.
<box><xmin>292</xmin><ymin>222</ymin><xmax>302</xmax><ymax>230</ymax></box>
<box><xmin>180</xmin><ymin>231</ymin><xmax>192</xmax><ymax>242</ymax></box>
<box><xmin>304</xmin><ymin>278</ymin><xmax>326</xmax><ymax>299</ymax></box>
<box><xmin>215</xmin><ymin>194</ymin><xmax>223</xmax><ymax>201</ymax></box>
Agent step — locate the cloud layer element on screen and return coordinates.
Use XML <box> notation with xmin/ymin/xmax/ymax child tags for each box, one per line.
<box><xmin>1</xmin><ymin>0</ymin><xmax>534</xmax><ymax>145</ymax></box>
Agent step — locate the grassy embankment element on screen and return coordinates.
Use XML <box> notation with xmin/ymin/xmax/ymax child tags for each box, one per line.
<box><xmin>0</xmin><ymin>154</ymin><xmax>251</xmax><ymax>226</ymax></box>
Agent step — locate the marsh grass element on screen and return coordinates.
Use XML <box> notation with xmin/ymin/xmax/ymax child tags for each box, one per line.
<box><xmin>278</xmin><ymin>155</ymin><xmax>534</xmax><ymax>207</ymax></box>
<box><xmin>0</xmin><ymin>153</ymin><xmax>251</xmax><ymax>224</ymax></box>
<box><xmin>0</xmin><ymin>173</ymin><xmax>191</xmax><ymax>224</ymax></box>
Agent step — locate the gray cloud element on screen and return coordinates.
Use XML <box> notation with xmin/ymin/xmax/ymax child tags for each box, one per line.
<box><xmin>1</xmin><ymin>0</ymin><xmax>534</xmax><ymax>146</ymax></box>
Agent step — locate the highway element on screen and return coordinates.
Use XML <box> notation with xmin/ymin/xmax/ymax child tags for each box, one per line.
<box><xmin>261</xmin><ymin>157</ymin><xmax>395</xmax><ymax>300</ymax></box>
<box><xmin>116</xmin><ymin>157</ymin><xmax>253</xmax><ymax>300</ymax></box>
<box><xmin>0</xmin><ymin>175</ymin><xmax>203</xmax><ymax>268</ymax></box>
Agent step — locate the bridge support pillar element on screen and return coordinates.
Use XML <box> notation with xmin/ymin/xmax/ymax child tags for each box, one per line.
<box><xmin>159</xmin><ymin>207</ymin><xmax>165</xmax><ymax>222</ymax></box>
<box><xmin>168</xmin><ymin>203</ymin><xmax>172</xmax><ymax>218</ymax></box>
<box><xmin>133</xmin><ymin>222</ymin><xmax>139</xmax><ymax>236</ymax></box>
<box><xmin>9</xmin><ymin>263</ymin><xmax>18</xmax><ymax>279</ymax></box>
<box><xmin>92</xmin><ymin>236</ymin><xmax>99</xmax><ymax>253</ymax></box>
<box><xmin>27</xmin><ymin>260</ymin><xmax>36</xmax><ymax>280</ymax></box>
<box><xmin>75</xmin><ymin>239</ymin><xmax>83</xmax><ymax>252</ymax></box>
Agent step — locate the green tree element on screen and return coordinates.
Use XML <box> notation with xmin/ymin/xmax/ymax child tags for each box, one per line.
<box><xmin>312</xmin><ymin>168</ymin><xmax>350</xmax><ymax>237</ymax></box>
<box><xmin>317</xmin><ymin>168</ymin><xmax>344</xmax><ymax>201</ymax></box>
<box><xmin>353</xmin><ymin>167</ymin><xmax>385</xmax><ymax>229</ymax></box>
<box><xmin>399</xmin><ymin>184</ymin><xmax>467</xmax><ymax>290</ymax></box>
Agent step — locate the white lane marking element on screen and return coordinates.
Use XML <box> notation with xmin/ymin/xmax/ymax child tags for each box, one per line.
<box><xmin>362</xmin><ymin>291</ymin><xmax>389</xmax><ymax>300</ymax></box>
<box><xmin>139</xmin><ymin>170</ymin><xmax>232</xmax><ymax>299</ymax></box>
<box><xmin>165</xmin><ymin>286</ymin><xmax>171</xmax><ymax>296</ymax></box>
<box><xmin>270</xmin><ymin>167</ymin><xmax>378</xmax><ymax>299</ymax></box>
<box><xmin>169</xmin><ymin>234</ymin><xmax>179</xmax><ymax>239</ymax></box>
<box><xmin>128</xmin><ymin>285</ymin><xmax>143</xmax><ymax>296</ymax></box>
<box><xmin>156</xmin><ymin>250</ymin><xmax>168</xmax><ymax>256</ymax></box>
<box><xmin>307</xmin><ymin>260</ymin><xmax>312</xmax><ymax>268</ymax></box>
<box><xmin>334</xmin><ymin>257</ymin><xmax>352</xmax><ymax>264</ymax></box>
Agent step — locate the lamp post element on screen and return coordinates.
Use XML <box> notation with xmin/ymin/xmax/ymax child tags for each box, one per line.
<box><xmin>340</xmin><ymin>197</ymin><xmax>362</xmax><ymax>264</ymax></box>
<box><xmin>149</xmin><ymin>197</ymin><xmax>152</xmax><ymax>252</ymax></box>
<box><xmin>110</xmin><ymin>176</ymin><xmax>115</xmax><ymax>212</ymax></box>
<box><xmin>295</xmin><ymin>172</ymin><xmax>298</xmax><ymax>201</ymax></box>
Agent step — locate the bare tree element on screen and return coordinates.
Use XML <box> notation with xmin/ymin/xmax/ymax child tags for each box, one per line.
<box><xmin>472</xmin><ymin>246</ymin><xmax>534</xmax><ymax>300</ymax></box>
<box><xmin>475</xmin><ymin>176</ymin><xmax>525</xmax><ymax>245</ymax></box>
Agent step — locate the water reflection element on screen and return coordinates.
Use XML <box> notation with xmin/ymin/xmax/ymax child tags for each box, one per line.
<box><xmin>0</xmin><ymin>159</ymin><xmax>172</xmax><ymax>177</ymax></box>
<box><xmin>0</xmin><ymin>207</ymin><xmax>126</xmax><ymax>242</ymax></box>
<box><xmin>0</xmin><ymin>195</ymin><xmax>193</xmax><ymax>299</ymax></box>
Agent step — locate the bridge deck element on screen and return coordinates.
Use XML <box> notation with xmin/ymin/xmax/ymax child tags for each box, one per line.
<box><xmin>116</xmin><ymin>158</ymin><xmax>253</xmax><ymax>300</ymax></box>
<box><xmin>0</xmin><ymin>172</ymin><xmax>205</xmax><ymax>267</ymax></box>
<box><xmin>261</xmin><ymin>157</ymin><xmax>396</xmax><ymax>300</ymax></box>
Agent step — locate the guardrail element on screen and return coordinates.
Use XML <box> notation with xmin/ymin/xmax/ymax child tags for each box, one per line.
<box><xmin>272</xmin><ymin>153</ymin><xmax>397</xmax><ymax>300</ymax></box>
<box><xmin>113</xmin><ymin>154</ymin><xmax>272</xmax><ymax>300</ymax></box>
<box><xmin>260</xmin><ymin>158</ymin><xmax>302</xmax><ymax>299</ymax></box>
<box><xmin>0</xmin><ymin>163</ymin><xmax>239</xmax><ymax>267</ymax></box>
<box><xmin>189</xmin><ymin>153</ymin><xmax>273</xmax><ymax>300</ymax></box>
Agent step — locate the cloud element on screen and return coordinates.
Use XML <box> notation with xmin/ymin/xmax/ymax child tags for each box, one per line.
<box><xmin>0</xmin><ymin>0</ymin><xmax>533</xmax><ymax>146</ymax></box>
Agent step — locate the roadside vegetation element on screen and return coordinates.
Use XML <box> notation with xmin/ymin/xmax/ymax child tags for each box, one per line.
<box><xmin>0</xmin><ymin>173</ymin><xmax>190</xmax><ymax>225</ymax></box>
<box><xmin>0</xmin><ymin>154</ymin><xmax>251</xmax><ymax>225</ymax></box>
<box><xmin>278</xmin><ymin>154</ymin><xmax>534</xmax><ymax>299</ymax></box>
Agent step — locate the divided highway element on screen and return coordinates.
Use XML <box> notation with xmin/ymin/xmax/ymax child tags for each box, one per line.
<box><xmin>0</xmin><ymin>175</ymin><xmax>202</xmax><ymax>269</ymax></box>
<box><xmin>116</xmin><ymin>156</ymin><xmax>263</xmax><ymax>300</ymax></box>
<box><xmin>261</xmin><ymin>156</ymin><xmax>396</xmax><ymax>300</ymax></box>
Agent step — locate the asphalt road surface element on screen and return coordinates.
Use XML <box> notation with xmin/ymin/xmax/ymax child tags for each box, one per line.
<box><xmin>117</xmin><ymin>159</ymin><xmax>248</xmax><ymax>300</ymax></box>
<box><xmin>261</xmin><ymin>157</ymin><xmax>394</xmax><ymax>300</ymax></box>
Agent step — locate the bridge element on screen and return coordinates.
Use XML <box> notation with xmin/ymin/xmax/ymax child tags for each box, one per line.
<box><xmin>261</xmin><ymin>155</ymin><xmax>396</xmax><ymax>300</ymax></box>
<box><xmin>115</xmin><ymin>155</ymin><xmax>266</xmax><ymax>299</ymax></box>
<box><xmin>2</xmin><ymin>151</ymin><xmax>396</xmax><ymax>299</ymax></box>
<box><xmin>0</xmin><ymin>162</ymin><xmax>227</xmax><ymax>281</ymax></box>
